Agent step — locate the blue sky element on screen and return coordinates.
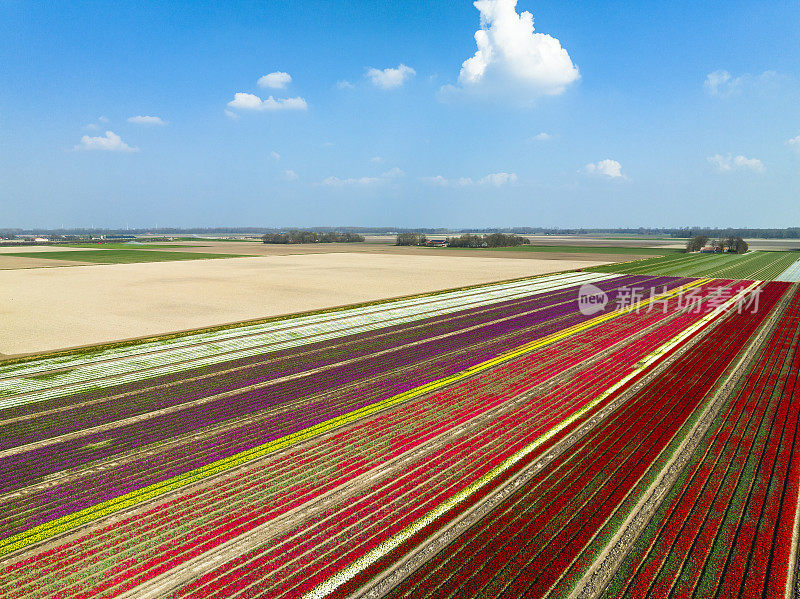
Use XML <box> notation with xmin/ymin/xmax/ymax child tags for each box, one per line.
<box><xmin>1</xmin><ymin>0</ymin><xmax>799</xmax><ymax>229</ymax></box>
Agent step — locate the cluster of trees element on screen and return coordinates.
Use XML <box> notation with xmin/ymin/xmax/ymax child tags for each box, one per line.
<box><xmin>686</xmin><ymin>235</ymin><xmax>749</xmax><ymax>254</ymax></box>
<box><xmin>446</xmin><ymin>233</ymin><xmax>531</xmax><ymax>248</ymax></box>
<box><xmin>395</xmin><ymin>233</ymin><xmax>428</xmax><ymax>246</ymax></box>
<box><xmin>262</xmin><ymin>231</ymin><xmax>365</xmax><ymax>244</ymax></box>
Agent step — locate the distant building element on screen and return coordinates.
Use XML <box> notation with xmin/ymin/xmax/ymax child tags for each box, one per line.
<box><xmin>700</xmin><ymin>246</ymin><xmax>720</xmax><ymax>253</ymax></box>
<box><xmin>427</xmin><ymin>239</ymin><xmax>447</xmax><ymax>247</ymax></box>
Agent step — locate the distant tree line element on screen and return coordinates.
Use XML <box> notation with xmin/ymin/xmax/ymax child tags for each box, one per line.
<box><xmin>686</xmin><ymin>235</ymin><xmax>748</xmax><ymax>254</ymax></box>
<box><xmin>675</xmin><ymin>228</ymin><xmax>800</xmax><ymax>240</ymax></box>
<box><xmin>395</xmin><ymin>233</ymin><xmax>428</xmax><ymax>246</ymax></box>
<box><xmin>5</xmin><ymin>226</ymin><xmax>800</xmax><ymax>239</ymax></box>
<box><xmin>262</xmin><ymin>231</ymin><xmax>365</xmax><ymax>244</ymax></box>
<box><xmin>446</xmin><ymin>233</ymin><xmax>530</xmax><ymax>248</ymax></box>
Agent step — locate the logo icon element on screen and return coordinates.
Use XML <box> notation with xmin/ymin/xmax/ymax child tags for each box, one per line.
<box><xmin>577</xmin><ymin>283</ymin><xmax>609</xmax><ymax>316</ymax></box>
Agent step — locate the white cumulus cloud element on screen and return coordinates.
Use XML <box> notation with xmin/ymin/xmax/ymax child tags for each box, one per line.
<box><xmin>74</xmin><ymin>130</ymin><xmax>138</xmax><ymax>152</ymax></box>
<box><xmin>787</xmin><ymin>135</ymin><xmax>800</xmax><ymax>148</ymax></box>
<box><xmin>444</xmin><ymin>0</ymin><xmax>579</xmax><ymax>103</ymax></box>
<box><xmin>227</xmin><ymin>92</ymin><xmax>308</xmax><ymax>112</ymax></box>
<box><xmin>531</xmin><ymin>132</ymin><xmax>553</xmax><ymax>141</ymax></box>
<box><xmin>127</xmin><ymin>115</ymin><xmax>167</xmax><ymax>126</ymax></box>
<box><xmin>584</xmin><ymin>159</ymin><xmax>625</xmax><ymax>179</ymax></box>
<box><xmin>258</xmin><ymin>72</ymin><xmax>292</xmax><ymax>89</ymax></box>
<box><xmin>270</xmin><ymin>151</ymin><xmax>281</xmax><ymax>161</ymax></box>
<box><xmin>708</xmin><ymin>154</ymin><xmax>765</xmax><ymax>173</ymax></box>
<box><xmin>283</xmin><ymin>169</ymin><xmax>299</xmax><ymax>181</ymax></box>
<box><xmin>336</xmin><ymin>79</ymin><xmax>355</xmax><ymax>90</ymax></box>
<box><xmin>366</xmin><ymin>64</ymin><xmax>416</xmax><ymax>89</ymax></box>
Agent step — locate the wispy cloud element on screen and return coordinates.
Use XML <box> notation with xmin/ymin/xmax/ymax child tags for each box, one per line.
<box><xmin>422</xmin><ymin>172</ymin><xmax>517</xmax><ymax>187</ymax></box>
<box><xmin>127</xmin><ymin>115</ymin><xmax>167</xmax><ymax>126</ymax></box>
<box><xmin>704</xmin><ymin>69</ymin><xmax>780</xmax><ymax>97</ymax></box>
<box><xmin>530</xmin><ymin>132</ymin><xmax>553</xmax><ymax>141</ymax></box>
<box><xmin>321</xmin><ymin>176</ymin><xmax>381</xmax><ymax>187</ymax></box>
<box><xmin>381</xmin><ymin>167</ymin><xmax>405</xmax><ymax>178</ymax></box>
<box><xmin>708</xmin><ymin>153</ymin><xmax>765</xmax><ymax>173</ymax></box>
<box><xmin>321</xmin><ymin>166</ymin><xmax>405</xmax><ymax>186</ymax></box>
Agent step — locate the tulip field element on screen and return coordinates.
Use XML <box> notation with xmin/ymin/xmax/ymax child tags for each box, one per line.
<box><xmin>1</xmin><ymin>270</ymin><xmax>799</xmax><ymax>598</ymax></box>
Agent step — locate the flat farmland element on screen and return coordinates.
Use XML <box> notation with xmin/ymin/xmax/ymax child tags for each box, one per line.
<box><xmin>473</xmin><ymin>245</ymin><xmax>682</xmax><ymax>255</ymax></box>
<box><xmin>0</xmin><ymin>241</ymin><xmax>670</xmax><ymax>269</ymax></box>
<box><xmin>0</xmin><ymin>252</ymin><xmax>610</xmax><ymax>356</ymax></box>
<box><xmin>121</xmin><ymin>240</ymin><xmax>665</xmax><ymax>263</ymax></box>
<box><xmin>3</xmin><ymin>249</ymin><xmax>247</xmax><ymax>264</ymax></box>
<box><xmin>3</xmin><ymin>264</ymin><xmax>799</xmax><ymax>599</ymax></box>
<box><xmin>588</xmin><ymin>250</ymin><xmax>800</xmax><ymax>281</ymax></box>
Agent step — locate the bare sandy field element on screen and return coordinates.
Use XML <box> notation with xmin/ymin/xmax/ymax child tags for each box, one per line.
<box><xmin>0</xmin><ymin>252</ymin><xmax>610</xmax><ymax>356</ymax></box>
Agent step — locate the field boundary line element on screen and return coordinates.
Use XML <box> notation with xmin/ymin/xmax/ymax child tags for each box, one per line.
<box><xmin>0</xmin><ymin>279</ymin><xmax>703</xmax><ymax>558</ymax></box>
<box><xmin>565</xmin><ymin>281</ymin><xmax>785</xmax><ymax>599</ymax></box>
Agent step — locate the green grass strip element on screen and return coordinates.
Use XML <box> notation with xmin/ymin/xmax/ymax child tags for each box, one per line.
<box><xmin>587</xmin><ymin>251</ymin><xmax>800</xmax><ymax>281</ymax></box>
<box><xmin>471</xmin><ymin>245</ymin><xmax>682</xmax><ymax>255</ymax></box>
<box><xmin>62</xmin><ymin>243</ymin><xmax>209</xmax><ymax>249</ymax></box>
